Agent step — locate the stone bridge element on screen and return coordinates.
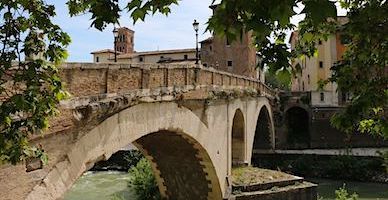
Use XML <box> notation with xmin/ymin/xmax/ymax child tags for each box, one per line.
<box><xmin>0</xmin><ymin>63</ymin><xmax>276</xmax><ymax>200</ymax></box>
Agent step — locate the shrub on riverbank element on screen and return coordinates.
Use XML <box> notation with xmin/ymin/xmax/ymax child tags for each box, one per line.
<box><xmin>334</xmin><ymin>185</ymin><xmax>358</xmax><ymax>200</ymax></box>
<box><xmin>128</xmin><ymin>158</ymin><xmax>160</xmax><ymax>200</ymax></box>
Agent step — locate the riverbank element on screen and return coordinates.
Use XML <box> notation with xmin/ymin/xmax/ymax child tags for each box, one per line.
<box><xmin>252</xmin><ymin>153</ymin><xmax>387</xmax><ymax>183</ymax></box>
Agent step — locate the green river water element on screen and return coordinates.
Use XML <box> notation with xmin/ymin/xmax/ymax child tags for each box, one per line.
<box><xmin>64</xmin><ymin>171</ymin><xmax>388</xmax><ymax>200</ymax></box>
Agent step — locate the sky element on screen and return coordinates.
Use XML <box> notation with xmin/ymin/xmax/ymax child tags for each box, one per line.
<box><xmin>49</xmin><ymin>0</ymin><xmax>214</xmax><ymax>62</ymax></box>
<box><xmin>48</xmin><ymin>1</ymin><xmax>345</xmax><ymax>62</ymax></box>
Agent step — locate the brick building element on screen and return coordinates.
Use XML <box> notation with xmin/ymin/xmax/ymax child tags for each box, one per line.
<box><xmin>200</xmin><ymin>5</ymin><xmax>263</xmax><ymax>80</ymax></box>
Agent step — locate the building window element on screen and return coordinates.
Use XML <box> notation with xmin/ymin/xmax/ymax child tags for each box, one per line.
<box><xmin>160</xmin><ymin>56</ymin><xmax>164</xmax><ymax>59</ymax></box>
<box><xmin>139</xmin><ymin>56</ymin><xmax>144</xmax><ymax>62</ymax></box>
<box><xmin>184</xmin><ymin>54</ymin><xmax>188</xmax><ymax>60</ymax></box>
<box><xmin>318</xmin><ymin>40</ymin><xmax>322</xmax><ymax>45</ymax></box>
<box><xmin>308</xmin><ymin>75</ymin><xmax>310</xmax><ymax>84</ymax></box>
<box><xmin>96</xmin><ymin>56</ymin><xmax>99</xmax><ymax>63</ymax></box>
<box><xmin>203</xmin><ymin>63</ymin><xmax>208</xmax><ymax>67</ymax></box>
<box><xmin>320</xmin><ymin>92</ymin><xmax>325</xmax><ymax>101</ymax></box>
<box><xmin>302</xmin><ymin>81</ymin><xmax>305</xmax><ymax>91</ymax></box>
<box><xmin>227</xmin><ymin>60</ymin><xmax>233</xmax><ymax>67</ymax></box>
<box><xmin>210</xmin><ymin>45</ymin><xmax>212</xmax><ymax>51</ymax></box>
<box><xmin>319</xmin><ymin>61</ymin><xmax>323</xmax><ymax>68</ymax></box>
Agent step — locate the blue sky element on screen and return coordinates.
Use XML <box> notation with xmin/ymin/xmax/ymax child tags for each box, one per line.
<box><xmin>49</xmin><ymin>0</ymin><xmax>214</xmax><ymax>62</ymax></box>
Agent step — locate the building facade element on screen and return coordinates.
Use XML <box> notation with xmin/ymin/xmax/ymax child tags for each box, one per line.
<box><xmin>200</xmin><ymin>33</ymin><xmax>261</xmax><ymax>80</ymax></box>
<box><xmin>290</xmin><ymin>33</ymin><xmax>343</xmax><ymax>107</ymax></box>
<box><xmin>199</xmin><ymin>6</ymin><xmax>263</xmax><ymax>80</ymax></box>
<box><xmin>290</xmin><ymin>17</ymin><xmax>348</xmax><ymax>107</ymax></box>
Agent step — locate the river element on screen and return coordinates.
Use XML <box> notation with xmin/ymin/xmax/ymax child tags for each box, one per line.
<box><xmin>309</xmin><ymin>178</ymin><xmax>388</xmax><ymax>200</ymax></box>
<box><xmin>63</xmin><ymin>171</ymin><xmax>135</xmax><ymax>200</ymax></box>
<box><xmin>64</xmin><ymin>171</ymin><xmax>388</xmax><ymax>200</ymax></box>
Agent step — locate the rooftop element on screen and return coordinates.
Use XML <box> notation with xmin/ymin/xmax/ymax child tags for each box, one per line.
<box><xmin>116</xmin><ymin>48</ymin><xmax>196</xmax><ymax>59</ymax></box>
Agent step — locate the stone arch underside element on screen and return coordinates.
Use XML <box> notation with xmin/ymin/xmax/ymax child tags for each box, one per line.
<box><xmin>285</xmin><ymin>106</ymin><xmax>310</xmax><ymax>148</ymax></box>
<box><xmin>253</xmin><ymin>106</ymin><xmax>272</xmax><ymax>150</ymax></box>
<box><xmin>134</xmin><ymin>131</ymin><xmax>218</xmax><ymax>200</ymax></box>
<box><xmin>232</xmin><ymin>109</ymin><xmax>245</xmax><ymax>165</ymax></box>
<box><xmin>26</xmin><ymin>102</ymin><xmax>222</xmax><ymax>200</ymax></box>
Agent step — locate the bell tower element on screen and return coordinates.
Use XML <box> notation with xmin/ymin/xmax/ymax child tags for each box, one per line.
<box><xmin>115</xmin><ymin>27</ymin><xmax>134</xmax><ymax>54</ymax></box>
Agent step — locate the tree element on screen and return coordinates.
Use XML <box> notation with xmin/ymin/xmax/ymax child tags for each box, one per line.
<box><xmin>329</xmin><ymin>1</ymin><xmax>387</xmax><ymax>137</ymax></box>
<box><xmin>128</xmin><ymin>158</ymin><xmax>160</xmax><ymax>200</ymax></box>
<box><xmin>0</xmin><ymin>0</ymin><xmax>70</xmax><ymax>164</ymax></box>
<box><xmin>265</xmin><ymin>70</ymin><xmax>291</xmax><ymax>91</ymax></box>
<box><xmin>1</xmin><ymin>0</ymin><xmax>386</xmax><ymax>164</ymax></box>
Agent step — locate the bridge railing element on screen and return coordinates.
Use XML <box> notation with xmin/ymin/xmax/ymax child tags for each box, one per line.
<box><xmin>59</xmin><ymin>63</ymin><xmax>275</xmax><ymax>99</ymax></box>
<box><xmin>0</xmin><ymin>63</ymin><xmax>275</xmax><ymax>103</ymax></box>
<box><xmin>0</xmin><ymin>63</ymin><xmax>276</xmax><ymax>109</ymax></box>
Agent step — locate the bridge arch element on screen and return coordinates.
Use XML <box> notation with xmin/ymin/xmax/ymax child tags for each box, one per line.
<box><xmin>245</xmin><ymin>98</ymin><xmax>275</xmax><ymax>165</ymax></box>
<box><xmin>231</xmin><ymin>108</ymin><xmax>245</xmax><ymax>166</ymax></box>
<box><xmin>252</xmin><ymin>105</ymin><xmax>272</xmax><ymax>150</ymax></box>
<box><xmin>285</xmin><ymin>106</ymin><xmax>310</xmax><ymax>148</ymax></box>
<box><xmin>26</xmin><ymin>102</ymin><xmax>222</xmax><ymax>200</ymax></box>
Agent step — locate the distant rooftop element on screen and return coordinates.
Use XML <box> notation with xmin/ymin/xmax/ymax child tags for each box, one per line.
<box><xmin>200</xmin><ymin>37</ymin><xmax>213</xmax><ymax>44</ymax></box>
<box><xmin>117</xmin><ymin>48</ymin><xmax>196</xmax><ymax>59</ymax></box>
<box><xmin>90</xmin><ymin>49</ymin><xmax>122</xmax><ymax>54</ymax></box>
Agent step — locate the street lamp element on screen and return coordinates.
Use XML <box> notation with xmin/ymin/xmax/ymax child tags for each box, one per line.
<box><xmin>192</xmin><ymin>19</ymin><xmax>199</xmax><ymax>64</ymax></box>
<box><xmin>113</xmin><ymin>28</ymin><xmax>119</xmax><ymax>62</ymax></box>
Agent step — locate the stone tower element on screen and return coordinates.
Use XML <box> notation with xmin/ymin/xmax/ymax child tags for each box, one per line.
<box><xmin>115</xmin><ymin>27</ymin><xmax>134</xmax><ymax>54</ymax></box>
<box><xmin>200</xmin><ymin>5</ymin><xmax>258</xmax><ymax>79</ymax></box>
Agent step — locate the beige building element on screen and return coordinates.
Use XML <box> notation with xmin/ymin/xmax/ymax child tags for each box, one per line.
<box><xmin>91</xmin><ymin>27</ymin><xmax>197</xmax><ymax>64</ymax></box>
<box><xmin>290</xmin><ymin>28</ymin><xmax>347</xmax><ymax>107</ymax></box>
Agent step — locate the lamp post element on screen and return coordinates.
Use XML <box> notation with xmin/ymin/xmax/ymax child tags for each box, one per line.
<box><xmin>113</xmin><ymin>28</ymin><xmax>119</xmax><ymax>62</ymax></box>
<box><xmin>192</xmin><ymin>19</ymin><xmax>199</xmax><ymax>64</ymax></box>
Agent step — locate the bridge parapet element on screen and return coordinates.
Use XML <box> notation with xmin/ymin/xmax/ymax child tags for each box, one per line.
<box><xmin>60</xmin><ymin>63</ymin><xmax>275</xmax><ymax>99</ymax></box>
